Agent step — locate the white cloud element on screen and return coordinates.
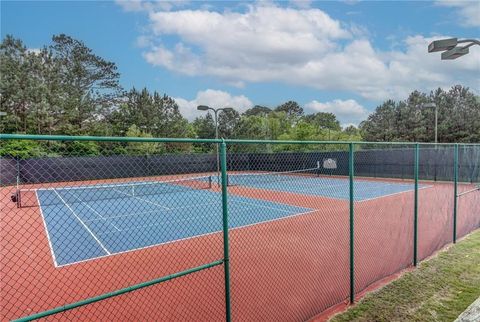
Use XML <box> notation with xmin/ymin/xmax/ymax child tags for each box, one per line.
<box><xmin>122</xmin><ymin>3</ymin><xmax>479</xmax><ymax>102</ymax></box>
<box><xmin>26</xmin><ymin>48</ymin><xmax>41</xmax><ymax>54</ymax></box>
<box><xmin>435</xmin><ymin>0</ymin><xmax>480</xmax><ymax>27</ymax></box>
<box><xmin>174</xmin><ymin>89</ymin><xmax>253</xmax><ymax>120</ymax></box>
<box><xmin>305</xmin><ymin>99</ymin><xmax>368</xmax><ymax>125</ymax></box>
<box><xmin>115</xmin><ymin>0</ymin><xmax>189</xmax><ymax>12</ymax></box>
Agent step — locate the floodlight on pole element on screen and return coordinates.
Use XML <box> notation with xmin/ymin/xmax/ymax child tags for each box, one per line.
<box><xmin>428</xmin><ymin>38</ymin><xmax>458</xmax><ymax>52</ymax></box>
<box><xmin>197</xmin><ymin>105</ymin><xmax>210</xmax><ymax>111</ymax></box>
<box><xmin>441</xmin><ymin>46</ymin><xmax>469</xmax><ymax>60</ymax></box>
<box><xmin>196</xmin><ymin>105</ymin><xmax>236</xmax><ymax>182</ymax></box>
<box><xmin>428</xmin><ymin>37</ymin><xmax>479</xmax><ymax>60</ymax></box>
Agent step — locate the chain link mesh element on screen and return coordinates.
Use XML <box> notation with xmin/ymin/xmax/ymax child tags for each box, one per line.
<box><xmin>353</xmin><ymin>143</ymin><xmax>415</xmax><ymax>295</ymax></box>
<box><xmin>457</xmin><ymin>144</ymin><xmax>480</xmax><ymax>239</ymax></box>
<box><xmin>1</xmin><ymin>138</ymin><xmax>226</xmax><ymax>321</ymax></box>
<box><xmin>1</xmin><ymin>136</ymin><xmax>479</xmax><ymax>321</ymax></box>
<box><xmin>417</xmin><ymin>144</ymin><xmax>455</xmax><ymax>260</ymax></box>
<box><xmin>226</xmin><ymin>143</ymin><xmax>351</xmax><ymax>321</ymax></box>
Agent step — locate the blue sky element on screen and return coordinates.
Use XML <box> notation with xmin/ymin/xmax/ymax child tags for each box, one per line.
<box><xmin>1</xmin><ymin>0</ymin><xmax>479</xmax><ymax>126</ymax></box>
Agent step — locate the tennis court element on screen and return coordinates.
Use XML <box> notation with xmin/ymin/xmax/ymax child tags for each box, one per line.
<box><xmin>34</xmin><ymin>176</ymin><xmax>312</xmax><ymax>266</ymax></box>
<box><xmin>32</xmin><ymin>169</ymin><xmax>430</xmax><ymax>267</ymax></box>
<box><xmin>227</xmin><ymin>169</ymin><xmax>431</xmax><ymax>201</ymax></box>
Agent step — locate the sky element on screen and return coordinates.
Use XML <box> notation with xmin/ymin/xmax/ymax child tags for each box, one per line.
<box><xmin>1</xmin><ymin>0</ymin><xmax>479</xmax><ymax>127</ymax></box>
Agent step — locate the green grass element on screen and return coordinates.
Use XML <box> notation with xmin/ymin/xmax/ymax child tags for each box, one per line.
<box><xmin>331</xmin><ymin>229</ymin><xmax>480</xmax><ymax>322</ymax></box>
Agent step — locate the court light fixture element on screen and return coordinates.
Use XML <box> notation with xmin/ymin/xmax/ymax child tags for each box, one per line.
<box><xmin>428</xmin><ymin>38</ymin><xmax>458</xmax><ymax>52</ymax></box>
<box><xmin>441</xmin><ymin>46</ymin><xmax>469</xmax><ymax>60</ymax></box>
<box><xmin>196</xmin><ymin>105</ymin><xmax>236</xmax><ymax>181</ymax></box>
<box><xmin>428</xmin><ymin>38</ymin><xmax>479</xmax><ymax>60</ymax></box>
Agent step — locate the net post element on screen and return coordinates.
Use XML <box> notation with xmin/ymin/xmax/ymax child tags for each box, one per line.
<box><xmin>219</xmin><ymin>140</ymin><xmax>232</xmax><ymax>322</ymax></box>
<box><xmin>453</xmin><ymin>144</ymin><xmax>458</xmax><ymax>244</ymax></box>
<box><xmin>349</xmin><ymin>142</ymin><xmax>355</xmax><ymax>304</ymax></box>
<box><xmin>15</xmin><ymin>157</ymin><xmax>21</xmax><ymax>207</ymax></box>
<box><xmin>413</xmin><ymin>143</ymin><xmax>419</xmax><ymax>266</ymax></box>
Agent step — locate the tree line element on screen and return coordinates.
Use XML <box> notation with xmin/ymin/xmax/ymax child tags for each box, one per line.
<box><xmin>360</xmin><ymin>87</ymin><xmax>480</xmax><ymax>143</ymax></box>
<box><xmin>0</xmin><ymin>34</ymin><xmax>478</xmax><ymax>157</ymax></box>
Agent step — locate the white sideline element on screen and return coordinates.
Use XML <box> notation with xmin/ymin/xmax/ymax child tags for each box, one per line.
<box><xmin>36</xmin><ymin>192</ymin><xmax>59</xmax><ymax>267</ymax></box>
<box><xmin>357</xmin><ymin>184</ymin><xmax>433</xmax><ymax>202</ymax></box>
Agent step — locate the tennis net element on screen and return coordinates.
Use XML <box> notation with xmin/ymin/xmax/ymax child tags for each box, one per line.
<box><xmin>227</xmin><ymin>167</ymin><xmax>319</xmax><ymax>187</ymax></box>
<box><xmin>16</xmin><ymin>175</ymin><xmax>213</xmax><ymax>207</ymax></box>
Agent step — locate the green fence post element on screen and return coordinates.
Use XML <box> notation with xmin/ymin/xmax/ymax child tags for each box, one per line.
<box><xmin>453</xmin><ymin>144</ymin><xmax>458</xmax><ymax>244</ymax></box>
<box><xmin>349</xmin><ymin>142</ymin><xmax>355</xmax><ymax>304</ymax></box>
<box><xmin>220</xmin><ymin>140</ymin><xmax>232</xmax><ymax>322</ymax></box>
<box><xmin>414</xmin><ymin>143</ymin><xmax>419</xmax><ymax>266</ymax></box>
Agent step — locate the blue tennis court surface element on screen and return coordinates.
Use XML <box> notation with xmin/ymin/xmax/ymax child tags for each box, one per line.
<box><xmin>37</xmin><ymin>185</ymin><xmax>312</xmax><ymax>266</ymax></box>
<box><xmin>227</xmin><ymin>173</ymin><xmax>428</xmax><ymax>201</ymax></box>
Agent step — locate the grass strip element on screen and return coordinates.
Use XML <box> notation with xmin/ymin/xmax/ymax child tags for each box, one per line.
<box><xmin>332</xmin><ymin>229</ymin><xmax>480</xmax><ymax>322</ymax></box>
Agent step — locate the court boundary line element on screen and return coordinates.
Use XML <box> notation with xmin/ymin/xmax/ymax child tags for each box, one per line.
<box><xmin>36</xmin><ymin>192</ymin><xmax>59</xmax><ymax>267</ymax></box>
<box><xmin>356</xmin><ymin>184</ymin><xmax>433</xmax><ymax>203</ymax></box>
<box><xmin>85</xmin><ymin>201</ymin><xmax>220</xmax><ymax>221</ymax></box>
<box><xmin>236</xmin><ymin>178</ymin><xmax>432</xmax><ymax>202</ymax></box>
<box><xmin>233</xmin><ymin>199</ymin><xmax>308</xmax><ymax>213</ymax></box>
<box><xmin>52</xmin><ymin>201</ymin><xmax>315</xmax><ymax>268</ymax></box>
<box><xmin>97</xmin><ymin>199</ymin><xmax>311</xmax><ymax>234</ymax></box>
<box><xmin>101</xmin><ymin>211</ymin><xmax>222</xmax><ymax>233</ymax></box>
<box><xmin>113</xmin><ymin>188</ymin><xmax>171</xmax><ymax>210</ymax></box>
<box><xmin>67</xmin><ymin>193</ymin><xmax>121</xmax><ymax>231</ymax></box>
<box><xmin>53</xmin><ymin>190</ymin><xmax>112</xmax><ymax>259</ymax></box>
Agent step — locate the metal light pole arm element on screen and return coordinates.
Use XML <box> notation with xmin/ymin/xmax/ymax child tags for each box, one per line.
<box><xmin>457</xmin><ymin>39</ymin><xmax>480</xmax><ymax>47</ymax></box>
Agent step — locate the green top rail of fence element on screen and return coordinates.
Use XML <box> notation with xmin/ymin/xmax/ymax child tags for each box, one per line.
<box><xmin>1</xmin><ymin>133</ymin><xmax>479</xmax><ymax>146</ymax></box>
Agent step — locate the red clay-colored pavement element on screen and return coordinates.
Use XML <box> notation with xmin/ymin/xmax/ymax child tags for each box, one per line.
<box><xmin>1</xmin><ymin>177</ymin><xmax>479</xmax><ymax>321</ymax></box>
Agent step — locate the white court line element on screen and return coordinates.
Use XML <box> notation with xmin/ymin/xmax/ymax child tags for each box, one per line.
<box><xmin>240</xmin><ymin>177</ymin><xmax>431</xmax><ymax>202</ymax></box>
<box><xmin>232</xmin><ymin>199</ymin><xmax>306</xmax><ymax>214</ymax></box>
<box><xmin>54</xmin><ymin>202</ymin><xmax>315</xmax><ymax>268</ymax></box>
<box><xmin>357</xmin><ymin>185</ymin><xmax>433</xmax><ymax>202</ymax></box>
<box><xmin>66</xmin><ymin>193</ymin><xmax>121</xmax><ymax>232</ymax></box>
<box><xmin>53</xmin><ymin>190</ymin><xmax>111</xmax><ymax>256</ymax></box>
<box><xmin>101</xmin><ymin>205</ymin><xmax>314</xmax><ymax>234</ymax></box>
<box><xmin>101</xmin><ymin>212</ymin><xmax>218</xmax><ymax>233</ymax></box>
<box><xmin>113</xmin><ymin>188</ymin><xmax>171</xmax><ymax>210</ymax></box>
<box><xmin>85</xmin><ymin>201</ymin><xmax>220</xmax><ymax>222</ymax></box>
<box><xmin>36</xmin><ymin>192</ymin><xmax>59</xmax><ymax>267</ymax></box>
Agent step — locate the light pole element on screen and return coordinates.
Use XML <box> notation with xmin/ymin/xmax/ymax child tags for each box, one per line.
<box><xmin>197</xmin><ymin>105</ymin><xmax>234</xmax><ymax>181</ymax></box>
<box><xmin>422</xmin><ymin>103</ymin><xmax>438</xmax><ymax>144</ymax></box>
<box><xmin>428</xmin><ymin>38</ymin><xmax>479</xmax><ymax>60</ymax></box>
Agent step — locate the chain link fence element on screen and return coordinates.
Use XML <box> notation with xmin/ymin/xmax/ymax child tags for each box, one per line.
<box><xmin>1</xmin><ymin>134</ymin><xmax>479</xmax><ymax>321</ymax></box>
